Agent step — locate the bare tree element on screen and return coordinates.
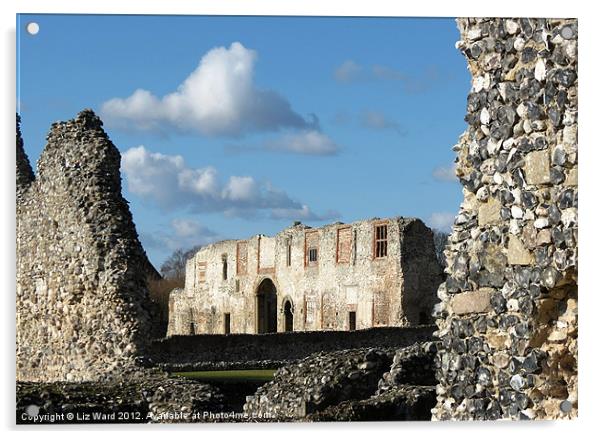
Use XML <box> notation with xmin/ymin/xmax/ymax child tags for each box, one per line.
<box><xmin>159</xmin><ymin>245</ymin><xmax>204</xmax><ymax>280</ymax></box>
<box><xmin>159</xmin><ymin>249</ymin><xmax>187</xmax><ymax>279</ymax></box>
<box><xmin>150</xmin><ymin>245</ymin><xmax>203</xmax><ymax>337</ymax></box>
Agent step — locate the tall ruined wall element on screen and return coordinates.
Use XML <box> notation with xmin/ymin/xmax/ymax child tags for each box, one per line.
<box><xmin>399</xmin><ymin>220</ymin><xmax>444</xmax><ymax>326</ymax></box>
<box><xmin>16</xmin><ymin>110</ymin><xmax>155</xmax><ymax>382</ymax></box>
<box><xmin>433</xmin><ymin>18</ymin><xmax>577</xmax><ymax>420</ymax></box>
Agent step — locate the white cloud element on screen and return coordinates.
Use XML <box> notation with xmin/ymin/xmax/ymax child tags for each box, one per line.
<box><xmin>224</xmin><ymin>129</ymin><xmax>340</xmax><ymax>156</ymax></box>
<box><xmin>372</xmin><ymin>65</ymin><xmax>406</xmax><ymax>81</ymax></box>
<box><xmin>171</xmin><ymin>218</ymin><xmax>207</xmax><ymax>239</ymax></box>
<box><xmin>334</xmin><ymin>61</ymin><xmax>445</xmax><ymax>93</ymax></box>
<box><xmin>264</xmin><ymin>130</ymin><xmax>340</xmax><ymax>155</ymax></box>
<box><xmin>222</xmin><ymin>176</ymin><xmax>259</xmax><ymax>202</ymax></box>
<box><xmin>359</xmin><ymin>110</ymin><xmax>405</xmax><ymax>135</ymax></box>
<box><xmin>331</xmin><ymin>109</ymin><xmax>404</xmax><ymax>136</ymax></box>
<box><xmin>428</xmin><ymin>212</ymin><xmax>456</xmax><ymax>232</ymax></box>
<box><xmin>432</xmin><ymin>163</ymin><xmax>457</xmax><ymax>182</ymax></box>
<box><xmin>334</xmin><ymin>61</ymin><xmax>405</xmax><ymax>84</ymax></box>
<box><xmin>142</xmin><ymin>218</ymin><xmax>219</xmax><ymax>252</ymax></box>
<box><xmin>102</xmin><ymin>42</ymin><xmax>314</xmax><ymax>136</ymax></box>
<box><xmin>334</xmin><ymin>60</ymin><xmax>362</xmax><ymax>83</ymax></box>
<box><xmin>122</xmin><ymin>145</ymin><xmax>334</xmax><ymax>220</ymax></box>
<box><xmin>270</xmin><ymin>205</ymin><xmax>340</xmax><ymax>222</ymax></box>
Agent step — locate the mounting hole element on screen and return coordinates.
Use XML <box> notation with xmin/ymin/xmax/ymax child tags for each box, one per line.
<box><xmin>559</xmin><ymin>400</ymin><xmax>572</xmax><ymax>413</ymax></box>
<box><xmin>26</xmin><ymin>404</ymin><xmax>40</xmax><ymax>417</ymax></box>
<box><xmin>26</xmin><ymin>22</ymin><xmax>39</xmax><ymax>35</ymax></box>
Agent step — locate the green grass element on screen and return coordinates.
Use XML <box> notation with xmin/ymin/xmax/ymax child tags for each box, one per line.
<box><xmin>174</xmin><ymin>369</ymin><xmax>277</xmax><ymax>383</ymax></box>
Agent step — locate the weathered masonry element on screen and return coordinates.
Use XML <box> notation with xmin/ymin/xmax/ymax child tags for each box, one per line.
<box><xmin>167</xmin><ymin>217</ymin><xmax>443</xmax><ymax>335</ymax></box>
<box><xmin>432</xmin><ymin>18</ymin><xmax>578</xmax><ymax>420</ymax></box>
<box><xmin>16</xmin><ymin>110</ymin><xmax>157</xmax><ymax>382</ymax></box>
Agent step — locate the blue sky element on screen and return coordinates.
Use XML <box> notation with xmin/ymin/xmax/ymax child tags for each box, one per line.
<box><xmin>17</xmin><ymin>14</ymin><xmax>468</xmax><ymax>268</ymax></box>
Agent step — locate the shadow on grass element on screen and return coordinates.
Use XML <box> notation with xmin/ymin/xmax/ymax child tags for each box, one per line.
<box><xmin>174</xmin><ymin>369</ymin><xmax>277</xmax><ymax>383</ymax></box>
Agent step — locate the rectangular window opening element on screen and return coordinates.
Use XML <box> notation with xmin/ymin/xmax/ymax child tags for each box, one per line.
<box><xmin>197</xmin><ymin>261</ymin><xmax>207</xmax><ymax>284</ymax></box>
<box><xmin>374</xmin><ymin>224</ymin><xmax>388</xmax><ymax>258</ymax></box>
<box><xmin>286</xmin><ymin>239</ymin><xmax>292</xmax><ymax>266</ymax></box>
<box><xmin>336</xmin><ymin>227</ymin><xmax>352</xmax><ymax>264</ymax></box>
<box><xmin>222</xmin><ymin>254</ymin><xmax>228</xmax><ymax>280</ymax></box>
<box><xmin>304</xmin><ymin>230</ymin><xmax>319</xmax><ymax>268</ymax></box>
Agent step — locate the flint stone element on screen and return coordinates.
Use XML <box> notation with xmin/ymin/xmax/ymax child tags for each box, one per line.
<box><xmin>450</xmin><ymin>289</ymin><xmax>494</xmax><ymax>315</ymax></box>
<box><xmin>491</xmin><ymin>352</ymin><xmax>511</xmax><ymax>368</ymax></box>
<box><xmin>480</xmin><ymin>108</ymin><xmax>491</xmax><ymax>125</ymax></box>
<box><xmin>542</xmin><ymin>266</ymin><xmax>559</xmax><ymax>288</ymax></box>
<box><xmin>511</xmin><ymin>205</ymin><xmax>523</xmax><ymax>219</ymax></box>
<box><xmin>476</xmin><ymin>186</ymin><xmax>490</xmax><ymax>201</ymax></box>
<box><xmin>563</xmin><ymin>125</ymin><xmax>577</xmax><ymax>145</ymax></box>
<box><xmin>510</xmin><ymin>374</ymin><xmax>526</xmax><ymax>391</ymax></box>
<box><xmin>534</xmin><ymin>218</ymin><xmax>549</xmax><ymax>229</ymax></box>
<box><xmin>534</xmin><ymin>58</ymin><xmax>546</xmax><ymax>82</ymax></box>
<box><xmin>523</xmin><ymin>150</ymin><xmax>551</xmax><ymax>185</ymax></box>
<box><xmin>561</xmin><ymin>208</ymin><xmax>577</xmax><ymax>227</ymax></box>
<box><xmin>505</xmin><ymin>20</ymin><xmax>519</xmax><ymax>35</ymax></box>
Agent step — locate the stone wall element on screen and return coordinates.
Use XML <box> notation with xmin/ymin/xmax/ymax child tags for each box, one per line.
<box><xmin>168</xmin><ymin>217</ymin><xmax>442</xmax><ymax>335</ymax></box>
<box><xmin>151</xmin><ymin>325</ymin><xmax>436</xmax><ymax>370</ymax></box>
<box><xmin>432</xmin><ymin>18</ymin><xmax>578</xmax><ymax>420</ymax></box>
<box><xmin>17</xmin><ymin>371</ymin><xmax>226</xmax><ymax>424</ymax></box>
<box><xmin>243</xmin><ymin>342</ymin><xmax>438</xmax><ymax>421</ymax></box>
<box><xmin>243</xmin><ymin>348</ymin><xmax>393</xmax><ymax>420</ymax></box>
<box><xmin>16</xmin><ymin>110</ymin><xmax>157</xmax><ymax>382</ymax></box>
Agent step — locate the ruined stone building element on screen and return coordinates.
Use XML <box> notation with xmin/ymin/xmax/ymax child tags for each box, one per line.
<box><xmin>15</xmin><ymin>16</ymin><xmax>578</xmax><ymax>423</ymax></box>
<box><xmin>16</xmin><ymin>110</ymin><xmax>156</xmax><ymax>382</ymax></box>
<box><xmin>167</xmin><ymin>217</ymin><xmax>442</xmax><ymax>336</ymax></box>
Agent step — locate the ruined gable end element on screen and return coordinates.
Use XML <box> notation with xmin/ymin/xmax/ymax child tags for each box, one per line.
<box><xmin>16</xmin><ymin>109</ymin><xmax>156</xmax><ymax>382</ymax></box>
<box><xmin>16</xmin><ymin>114</ymin><xmax>34</xmax><ymax>198</ymax></box>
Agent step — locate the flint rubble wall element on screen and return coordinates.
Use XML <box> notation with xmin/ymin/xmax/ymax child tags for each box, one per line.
<box><xmin>16</xmin><ymin>110</ymin><xmax>156</xmax><ymax>382</ymax></box>
<box><xmin>432</xmin><ymin>18</ymin><xmax>578</xmax><ymax>420</ymax></box>
<box><xmin>151</xmin><ymin>325</ymin><xmax>436</xmax><ymax>367</ymax></box>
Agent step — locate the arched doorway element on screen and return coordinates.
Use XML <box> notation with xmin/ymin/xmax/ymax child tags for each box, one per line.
<box><xmin>256</xmin><ymin>278</ymin><xmax>277</xmax><ymax>333</ymax></box>
<box><xmin>284</xmin><ymin>299</ymin><xmax>294</xmax><ymax>332</ymax></box>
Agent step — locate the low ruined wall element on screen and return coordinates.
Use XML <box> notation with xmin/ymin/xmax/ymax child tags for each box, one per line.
<box><xmin>243</xmin><ymin>348</ymin><xmax>393</xmax><ymax>420</ymax></box>
<box><xmin>150</xmin><ymin>326</ymin><xmax>436</xmax><ymax>368</ymax></box>
<box><xmin>244</xmin><ymin>342</ymin><xmax>439</xmax><ymax>422</ymax></box>
<box><xmin>432</xmin><ymin>18</ymin><xmax>578</xmax><ymax>420</ymax></box>
<box><xmin>16</xmin><ymin>110</ymin><xmax>156</xmax><ymax>382</ymax></box>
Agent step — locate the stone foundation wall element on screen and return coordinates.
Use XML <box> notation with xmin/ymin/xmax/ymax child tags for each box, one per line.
<box><xmin>16</xmin><ymin>110</ymin><xmax>156</xmax><ymax>382</ymax></box>
<box><xmin>432</xmin><ymin>18</ymin><xmax>578</xmax><ymax>420</ymax></box>
<box><xmin>151</xmin><ymin>325</ymin><xmax>436</xmax><ymax>368</ymax></box>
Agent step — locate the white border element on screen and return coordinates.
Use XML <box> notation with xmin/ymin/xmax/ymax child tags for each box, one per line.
<box><xmin>2</xmin><ymin>1</ymin><xmax>599</xmax><ymax>438</ymax></box>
